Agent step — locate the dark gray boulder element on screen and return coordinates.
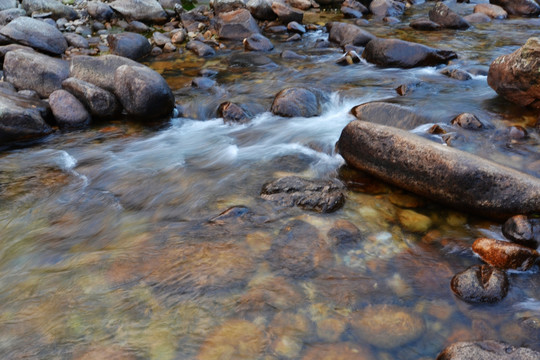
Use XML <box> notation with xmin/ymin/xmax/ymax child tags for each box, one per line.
<box><xmin>217</xmin><ymin>8</ymin><xmax>260</xmax><ymax>40</ymax></box>
<box><xmin>429</xmin><ymin>2</ymin><xmax>470</xmax><ymax>30</ymax></box>
<box><xmin>437</xmin><ymin>341</ymin><xmax>540</xmax><ymax>360</ymax></box>
<box><xmin>271</xmin><ymin>2</ymin><xmax>303</xmax><ymax>24</ymax></box>
<box><xmin>247</xmin><ymin>0</ymin><xmax>275</xmax><ymax>20</ymax></box>
<box><xmin>336</xmin><ymin>120</ymin><xmax>540</xmax><ymax>218</ymax></box>
<box><xmin>107</xmin><ymin>32</ymin><xmax>151</xmax><ymax>60</ymax></box>
<box><xmin>502</xmin><ymin>215</ymin><xmax>539</xmax><ymax>249</ymax></box>
<box><xmin>87</xmin><ymin>1</ymin><xmax>114</xmax><ymax>21</ymax></box>
<box><xmin>69</xmin><ymin>54</ymin><xmax>143</xmax><ymax>92</ymax></box>
<box><xmin>243</xmin><ymin>33</ymin><xmax>273</xmax><ymax>51</ymax></box>
<box><xmin>109</xmin><ymin>0</ymin><xmax>167</xmax><ymax>23</ymax></box>
<box><xmin>0</xmin><ymin>8</ymin><xmax>26</xmax><ymax>25</ymax></box>
<box><xmin>490</xmin><ymin>0</ymin><xmax>540</xmax><ymax>16</ymax></box>
<box><xmin>261</xmin><ymin>176</ymin><xmax>345</xmax><ymax>213</ymax></box>
<box><xmin>114</xmin><ymin>64</ymin><xmax>174</xmax><ymax>119</ymax></box>
<box><xmin>326</xmin><ymin>21</ymin><xmax>375</xmax><ymax>47</ymax></box>
<box><xmin>4</xmin><ymin>49</ymin><xmax>69</xmax><ymax>98</ymax></box>
<box><xmin>49</xmin><ymin>89</ymin><xmax>91</xmax><ymax>129</ymax></box>
<box><xmin>21</xmin><ymin>0</ymin><xmax>78</xmax><ymax>20</ymax></box>
<box><xmin>351</xmin><ymin>101</ymin><xmax>431</xmax><ymax>130</ymax></box>
<box><xmin>0</xmin><ymin>16</ymin><xmax>68</xmax><ymax>55</ymax></box>
<box><xmin>62</xmin><ymin>77</ymin><xmax>121</xmax><ymax>118</ymax></box>
<box><xmin>410</xmin><ymin>18</ymin><xmax>441</xmax><ymax>31</ymax></box>
<box><xmin>186</xmin><ymin>40</ymin><xmax>215</xmax><ymax>57</ymax></box>
<box><xmin>450</xmin><ymin>265</ymin><xmax>508</xmax><ymax>303</ymax></box>
<box><xmin>362</xmin><ymin>38</ymin><xmax>457</xmax><ymax>68</ymax></box>
<box><xmin>271</xmin><ymin>87</ymin><xmax>320</xmax><ymax>117</ymax></box>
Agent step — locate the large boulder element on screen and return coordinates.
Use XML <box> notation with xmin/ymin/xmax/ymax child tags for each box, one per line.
<box><xmin>107</xmin><ymin>32</ymin><xmax>152</xmax><ymax>60</ymax></box>
<box><xmin>69</xmin><ymin>54</ymin><xmax>143</xmax><ymax>92</ymax></box>
<box><xmin>326</xmin><ymin>21</ymin><xmax>375</xmax><ymax>47</ymax></box>
<box><xmin>21</xmin><ymin>0</ymin><xmax>78</xmax><ymax>20</ymax></box>
<box><xmin>49</xmin><ymin>89</ymin><xmax>91</xmax><ymax>129</ymax></box>
<box><xmin>437</xmin><ymin>341</ymin><xmax>540</xmax><ymax>360</ymax></box>
<box><xmin>362</xmin><ymin>38</ymin><xmax>457</xmax><ymax>68</ymax></box>
<box><xmin>370</xmin><ymin>0</ymin><xmax>405</xmax><ymax>17</ymax></box>
<box><xmin>487</xmin><ymin>37</ymin><xmax>540</xmax><ymax>109</ymax></box>
<box><xmin>472</xmin><ymin>237</ymin><xmax>539</xmax><ymax>271</ymax></box>
<box><xmin>4</xmin><ymin>49</ymin><xmax>69</xmax><ymax>98</ymax></box>
<box><xmin>429</xmin><ymin>2</ymin><xmax>470</xmax><ymax>30</ymax></box>
<box><xmin>62</xmin><ymin>77</ymin><xmax>121</xmax><ymax>118</ymax></box>
<box><xmin>271</xmin><ymin>87</ymin><xmax>320</xmax><ymax>117</ymax></box>
<box><xmin>350</xmin><ymin>101</ymin><xmax>431</xmax><ymax>130</ymax></box>
<box><xmin>114</xmin><ymin>64</ymin><xmax>174</xmax><ymax>119</ymax></box>
<box><xmin>336</xmin><ymin>120</ymin><xmax>540</xmax><ymax>218</ymax></box>
<box><xmin>450</xmin><ymin>264</ymin><xmax>508</xmax><ymax>303</ymax></box>
<box><xmin>489</xmin><ymin>0</ymin><xmax>540</xmax><ymax>16</ymax></box>
<box><xmin>0</xmin><ymin>16</ymin><xmax>68</xmax><ymax>55</ymax></box>
<box><xmin>109</xmin><ymin>0</ymin><xmax>167</xmax><ymax>23</ymax></box>
<box><xmin>217</xmin><ymin>8</ymin><xmax>260</xmax><ymax>40</ymax></box>
<box><xmin>0</xmin><ymin>87</ymin><xmax>52</xmax><ymax>143</ymax></box>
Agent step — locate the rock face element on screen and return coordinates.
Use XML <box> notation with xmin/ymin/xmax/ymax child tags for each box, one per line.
<box><xmin>336</xmin><ymin>120</ymin><xmax>540</xmax><ymax>218</ymax></box>
<box><xmin>370</xmin><ymin>0</ymin><xmax>405</xmax><ymax>17</ymax></box>
<box><xmin>271</xmin><ymin>87</ymin><xmax>321</xmax><ymax>117</ymax></box>
<box><xmin>429</xmin><ymin>2</ymin><xmax>470</xmax><ymax>29</ymax></box>
<box><xmin>351</xmin><ymin>101</ymin><xmax>431</xmax><ymax>130</ymax></box>
<box><xmin>472</xmin><ymin>238</ymin><xmax>539</xmax><ymax>271</ymax></box>
<box><xmin>4</xmin><ymin>49</ymin><xmax>69</xmax><ymax>98</ymax></box>
<box><xmin>0</xmin><ymin>87</ymin><xmax>52</xmax><ymax>143</ymax></box>
<box><xmin>350</xmin><ymin>305</ymin><xmax>425</xmax><ymax>349</ymax></box>
<box><xmin>326</xmin><ymin>21</ymin><xmax>375</xmax><ymax>47</ymax></box>
<box><xmin>217</xmin><ymin>8</ymin><xmax>260</xmax><ymax>40</ymax></box>
<box><xmin>451</xmin><ymin>265</ymin><xmax>508</xmax><ymax>303</ymax></box>
<box><xmin>107</xmin><ymin>32</ymin><xmax>152</xmax><ymax>60</ymax></box>
<box><xmin>487</xmin><ymin>37</ymin><xmax>540</xmax><ymax>109</ymax></box>
<box><xmin>21</xmin><ymin>0</ymin><xmax>78</xmax><ymax>20</ymax></box>
<box><xmin>261</xmin><ymin>176</ymin><xmax>345</xmax><ymax>213</ymax></box>
<box><xmin>362</xmin><ymin>38</ymin><xmax>457</xmax><ymax>68</ymax></box>
<box><xmin>109</xmin><ymin>0</ymin><xmax>167</xmax><ymax>23</ymax></box>
<box><xmin>489</xmin><ymin>0</ymin><xmax>540</xmax><ymax>16</ymax></box>
<box><xmin>437</xmin><ymin>341</ymin><xmax>540</xmax><ymax>360</ymax></box>
<box><xmin>474</xmin><ymin>3</ymin><xmax>507</xmax><ymax>19</ymax></box>
<box><xmin>49</xmin><ymin>89</ymin><xmax>91</xmax><ymax>129</ymax></box>
<box><xmin>114</xmin><ymin>65</ymin><xmax>174</xmax><ymax>119</ymax></box>
<box><xmin>0</xmin><ymin>17</ymin><xmax>68</xmax><ymax>55</ymax></box>
<box><xmin>62</xmin><ymin>77</ymin><xmax>121</xmax><ymax>118</ymax></box>
<box><xmin>502</xmin><ymin>215</ymin><xmax>539</xmax><ymax>249</ymax></box>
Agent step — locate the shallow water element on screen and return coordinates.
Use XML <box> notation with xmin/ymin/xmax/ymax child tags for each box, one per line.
<box><xmin>1</xmin><ymin>2</ymin><xmax>540</xmax><ymax>359</ymax></box>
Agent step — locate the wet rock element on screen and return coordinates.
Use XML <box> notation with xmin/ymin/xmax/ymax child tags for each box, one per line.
<box><xmin>343</xmin><ymin>0</ymin><xmax>368</xmax><ymax>13</ymax></box>
<box><xmin>398</xmin><ymin>209</ymin><xmax>432</xmax><ymax>233</ymax></box>
<box><xmin>49</xmin><ymin>89</ymin><xmax>91</xmax><ymax>129</ymax></box>
<box><xmin>114</xmin><ymin>65</ymin><xmax>174</xmax><ymax>120</ymax></box>
<box><xmin>22</xmin><ymin>0</ymin><xmax>77</xmax><ymax>20</ymax></box>
<box><xmin>437</xmin><ymin>340</ymin><xmax>540</xmax><ymax>360</ymax></box>
<box><xmin>362</xmin><ymin>38</ymin><xmax>457</xmax><ymax>68</ymax></box>
<box><xmin>350</xmin><ymin>305</ymin><xmax>425</xmax><ymax>349</ymax></box>
<box><xmin>62</xmin><ymin>77</ymin><xmax>121</xmax><ymax>119</ymax></box>
<box><xmin>192</xmin><ymin>77</ymin><xmax>216</xmax><ymax>89</ymax></box>
<box><xmin>474</xmin><ymin>3</ymin><xmax>507</xmax><ymax>19</ymax></box>
<box><xmin>464</xmin><ymin>13</ymin><xmax>491</xmax><ymax>23</ymax></box>
<box><xmin>410</xmin><ymin>18</ymin><xmax>441</xmax><ymax>31</ymax></box>
<box><xmin>0</xmin><ymin>16</ymin><xmax>68</xmax><ymax>55</ymax></box>
<box><xmin>441</xmin><ymin>67</ymin><xmax>472</xmax><ymax>81</ymax></box>
<box><xmin>286</xmin><ymin>33</ymin><xmax>301</xmax><ymax>42</ymax></box>
<box><xmin>489</xmin><ymin>0</ymin><xmax>540</xmax><ymax>17</ymax></box>
<box><xmin>351</xmin><ymin>101</ymin><xmax>431</xmax><ymax>129</ymax></box>
<box><xmin>327</xmin><ymin>219</ymin><xmax>362</xmax><ymax>247</ymax></box>
<box><xmin>301</xmin><ymin>343</ymin><xmax>375</xmax><ymax>360</ymax></box>
<box><xmin>266</xmin><ymin>24</ymin><xmax>287</xmax><ymax>33</ymax></box>
<box><xmin>508</xmin><ymin>125</ymin><xmax>527</xmax><ymax>140</ymax></box>
<box><xmin>218</xmin><ymin>102</ymin><xmax>250</xmax><ymax>123</ymax></box>
<box><xmin>488</xmin><ymin>37</ymin><xmax>540</xmax><ymax>109</ymax></box>
<box><xmin>186</xmin><ymin>40</ymin><xmax>215</xmax><ymax>57</ymax></box>
<box><xmin>228</xmin><ymin>52</ymin><xmax>276</xmax><ymax>68</ymax></box>
<box><xmin>288</xmin><ymin>0</ymin><xmax>311</xmax><ymax>10</ymax></box>
<box><xmin>451</xmin><ymin>113</ymin><xmax>484</xmax><ymax>130</ymax></box>
<box><xmin>247</xmin><ymin>0</ymin><xmax>276</xmax><ymax>20</ymax></box>
<box><xmin>270</xmin><ymin>87</ymin><xmax>321</xmax><ymax>118</ymax></box>
<box><xmin>395</xmin><ymin>82</ymin><xmax>418</xmax><ymax>96</ymax></box>
<box><xmin>238</xmin><ymin>276</ymin><xmax>304</xmax><ymax>312</ymax></box>
<box><xmin>269</xmin><ymin>312</ymin><xmax>314</xmax><ymax>358</ymax></box>
<box><xmin>4</xmin><ymin>49</ymin><xmax>69</xmax><ymax>98</ymax></box>
<box><xmin>450</xmin><ymin>264</ymin><xmax>508</xmax><ymax>303</ymax></box>
<box><xmin>336</xmin><ymin>120</ymin><xmax>540</xmax><ymax>218</ymax></box>
<box><xmin>281</xmin><ymin>49</ymin><xmax>306</xmax><ymax>59</ymax></box>
<box><xmin>326</xmin><ymin>21</ymin><xmax>375</xmax><ymax>47</ymax></box>
<box><xmin>315</xmin><ymin>318</ymin><xmax>348</xmax><ymax>342</ymax></box>
<box><xmin>429</xmin><ymin>2</ymin><xmax>470</xmax><ymax>30</ymax></box>
<box><xmin>243</xmin><ymin>33</ymin><xmax>273</xmax><ymax>51</ymax></box>
<box><xmin>126</xmin><ymin>20</ymin><xmax>150</xmax><ymax>33</ymax></box>
<box><xmin>198</xmin><ymin>319</ymin><xmax>266</xmax><ymax>360</ymax></box>
<box><xmin>70</xmin><ymin>54</ymin><xmax>143</xmax><ymax>92</ymax></box>
<box><xmin>64</xmin><ymin>33</ymin><xmax>89</xmax><ymax>49</ymax></box>
<box><xmin>0</xmin><ymin>87</ymin><xmax>52</xmax><ymax>143</ymax></box>
<box><xmin>217</xmin><ymin>8</ymin><xmax>260</xmax><ymax>40</ymax></box>
<box><xmin>271</xmin><ymin>2</ymin><xmax>303</xmax><ymax>24</ymax></box>
<box><xmin>87</xmin><ymin>1</ymin><xmax>114</xmax><ymax>21</ymax></box>
<box><xmin>170</xmin><ymin>29</ymin><xmax>186</xmax><ymax>44</ymax></box>
<box><xmin>472</xmin><ymin>237</ymin><xmax>539</xmax><ymax>271</ymax></box>
<box><xmin>213</xmin><ymin>0</ymin><xmax>246</xmax><ymax>15</ymax></box>
<box><xmin>109</xmin><ymin>0</ymin><xmax>167</xmax><ymax>23</ymax></box>
<box><xmin>370</xmin><ymin>0</ymin><xmax>406</xmax><ymax>17</ymax></box>
<box><xmin>341</xmin><ymin>6</ymin><xmax>363</xmax><ymax>19</ymax></box>
<box><xmin>107</xmin><ymin>32</ymin><xmax>152</xmax><ymax>60</ymax></box>
<box><xmin>336</xmin><ymin>50</ymin><xmax>361</xmax><ymax>65</ymax></box>
<box><xmin>287</xmin><ymin>21</ymin><xmax>305</xmax><ymax>33</ymax></box>
<box><xmin>261</xmin><ymin>176</ymin><xmax>345</xmax><ymax>212</ymax></box>
<box><xmin>0</xmin><ymin>8</ymin><xmax>25</xmax><ymax>25</ymax></box>
<box><xmin>502</xmin><ymin>215</ymin><xmax>538</xmax><ymax>248</ymax></box>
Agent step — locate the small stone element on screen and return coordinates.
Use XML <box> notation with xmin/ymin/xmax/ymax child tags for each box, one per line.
<box><xmin>336</xmin><ymin>50</ymin><xmax>361</xmax><ymax>66</ymax></box>
<box><xmin>441</xmin><ymin>67</ymin><xmax>472</xmax><ymax>81</ymax></box>
<box><xmin>218</xmin><ymin>102</ymin><xmax>250</xmax><ymax>123</ymax></box>
<box><xmin>451</xmin><ymin>113</ymin><xmax>483</xmax><ymax>130</ymax></box>
<box><xmin>450</xmin><ymin>264</ymin><xmax>509</xmax><ymax>303</ymax></box>
<box><xmin>474</xmin><ymin>3</ymin><xmax>507</xmax><ymax>19</ymax></box>
<box><xmin>171</xmin><ymin>29</ymin><xmax>186</xmax><ymax>44</ymax></box>
<box><xmin>508</xmin><ymin>125</ymin><xmax>528</xmax><ymax>140</ymax></box>
<box><xmin>243</xmin><ymin>33</ymin><xmax>273</xmax><ymax>51</ymax></box>
<box><xmin>153</xmin><ymin>31</ymin><xmax>170</xmax><ymax>46</ymax></box>
<box><xmin>286</xmin><ymin>33</ymin><xmax>301</xmax><ymax>42</ymax></box>
<box><xmin>327</xmin><ymin>219</ymin><xmax>362</xmax><ymax>247</ymax></box>
<box><xmin>398</xmin><ymin>209</ymin><xmax>432</xmax><ymax>233</ymax></box>
<box><xmin>186</xmin><ymin>40</ymin><xmax>215</xmax><ymax>57</ymax></box>
<box><xmin>437</xmin><ymin>340</ymin><xmax>540</xmax><ymax>360</ymax></box>
<box><xmin>163</xmin><ymin>42</ymin><xmax>176</xmax><ymax>52</ymax></box>
<box><xmin>429</xmin><ymin>2</ymin><xmax>470</xmax><ymax>30</ymax></box>
<box><xmin>287</xmin><ymin>21</ymin><xmax>305</xmax><ymax>33</ymax></box>
<box><xmin>502</xmin><ymin>215</ymin><xmax>538</xmax><ymax>248</ymax></box>
<box><xmin>472</xmin><ymin>237</ymin><xmax>539</xmax><ymax>271</ymax></box>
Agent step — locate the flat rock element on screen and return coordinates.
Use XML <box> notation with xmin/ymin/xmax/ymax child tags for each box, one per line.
<box><xmin>351</xmin><ymin>101</ymin><xmax>431</xmax><ymax>129</ymax></box>
<box><xmin>217</xmin><ymin>8</ymin><xmax>260</xmax><ymax>40</ymax></box>
<box><xmin>489</xmin><ymin>0</ymin><xmax>540</xmax><ymax>16</ymax></box>
<box><xmin>464</xmin><ymin>12</ymin><xmax>491</xmax><ymax>23</ymax></box>
<box><xmin>186</xmin><ymin>40</ymin><xmax>215</xmax><ymax>56</ymax></box>
<box><xmin>437</xmin><ymin>340</ymin><xmax>540</xmax><ymax>360</ymax></box>
<box><xmin>326</xmin><ymin>21</ymin><xmax>375</xmax><ymax>47</ymax></box>
<box><xmin>336</xmin><ymin>120</ymin><xmax>540</xmax><ymax>218</ymax></box>
<box><xmin>4</xmin><ymin>49</ymin><xmax>69</xmax><ymax>98</ymax></box>
<box><xmin>472</xmin><ymin>237</ymin><xmax>539</xmax><ymax>271</ymax></box>
<box><xmin>109</xmin><ymin>0</ymin><xmax>167</xmax><ymax>23</ymax></box>
<box><xmin>107</xmin><ymin>32</ymin><xmax>151</xmax><ymax>60</ymax></box>
<box><xmin>410</xmin><ymin>18</ymin><xmax>441</xmax><ymax>31</ymax></box>
<box><xmin>271</xmin><ymin>87</ymin><xmax>320</xmax><ymax>117</ymax></box>
<box><xmin>0</xmin><ymin>16</ymin><xmax>68</xmax><ymax>55</ymax></box>
<box><xmin>451</xmin><ymin>264</ymin><xmax>508</xmax><ymax>303</ymax></box>
<box><xmin>49</xmin><ymin>89</ymin><xmax>91</xmax><ymax>129</ymax></box>
<box><xmin>21</xmin><ymin>0</ymin><xmax>77</xmax><ymax>20</ymax></box>
<box><xmin>62</xmin><ymin>77</ymin><xmax>121</xmax><ymax>118</ymax></box>
<box><xmin>429</xmin><ymin>2</ymin><xmax>469</xmax><ymax>29</ymax></box>
<box><xmin>261</xmin><ymin>176</ymin><xmax>345</xmax><ymax>212</ymax></box>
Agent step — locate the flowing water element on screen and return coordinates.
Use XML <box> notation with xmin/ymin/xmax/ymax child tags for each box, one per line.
<box><xmin>1</xmin><ymin>2</ymin><xmax>540</xmax><ymax>359</ymax></box>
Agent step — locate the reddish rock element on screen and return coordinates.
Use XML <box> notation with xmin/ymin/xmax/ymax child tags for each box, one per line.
<box><xmin>489</xmin><ymin>0</ymin><xmax>540</xmax><ymax>16</ymax></box>
<box><xmin>472</xmin><ymin>237</ymin><xmax>539</xmax><ymax>271</ymax></box>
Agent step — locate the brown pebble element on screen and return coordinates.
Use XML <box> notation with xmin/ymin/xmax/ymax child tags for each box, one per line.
<box><xmin>472</xmin><ymin>237</ymin><xmax>539</xmax><ymax>271</ymax></box>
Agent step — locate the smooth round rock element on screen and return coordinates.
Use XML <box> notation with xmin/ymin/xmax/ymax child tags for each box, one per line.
<box><xmin>49</xmin><ymin>89</ymin><xmax>91</xmax><ymax>129</ymax></box>
<box><xmin>108</xmin><ymin>32</ymin><xmax>152</xmax><ymax>60</ymax></box>
<box><xmin>218</xmin><ymin>102</ymin><xmax>250</xmax><ymax>124</ymax></box>
<box><xmin>62</xmin><ymin>77</ymin><xmax>121</xmax><ymax>118</ymax></box>
<box><xmin>450</xmin><ymin>264</ymin><xmax>508</xmax><ymax>303</ymax></box>
<box><xmin>0</xmin><ymin>16</ymin><xmax>68</xmax><ymax>55</ymax></box>
<box><xmin>451</xmin><ymin>113</ymin><xmax>484</xmax><ymax>130</ymax></box>
<box><xmin>429</xmin><ymin>2</ymin><xmax>470</xmax><ymax>29</ymax></box>
<box><xmin>271</xmin><ymin>87</ymin><xmax>320</xmax><ymax>117</ymax></box>
<box><xmin>243</xmin><ymin>33</ymin><xmax>273</xmax><ymax>51</ymax></box>
<box><xmin>502</xmin><ymin>215</ymin><xmax>538</xmax><ymax>248</ymax></box>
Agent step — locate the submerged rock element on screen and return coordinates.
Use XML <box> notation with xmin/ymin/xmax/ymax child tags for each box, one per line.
<box><xmin>488</xmin><ymin>37</ymin><xmax>540</xmax><ymax>109</ymax></box>
<box><xmin>0</xmin><ymin>16</ymin><xmax>68</xmax><ymax>55</ymax></box>
<box><xmin>429</xmin><ymin>2</ymin><xmax>470</xmax><ymax>30</ymax></box>
<box><xmin>336</xmin><ymin>120</ymin><xmax>540</xmax><ymax>218</ymax></box>
<box><xmin>271</xmin><ymin>87</ymin><xmax>321</xmax><ymax>118</ymax></box>
<box><xmin>351</xmin><ymin>101</ymin><xmax>431</xmax><ymax>129</ymax></box>
<box><xmin>362</xmin><ymin>38</ymin><xmax>457</xmax><ymax>68</ymax></box>
<box><xmin>326</xmin><ymin>21</ymin><xmax>375</xmax><ymax>47</ymax></box>
<box><xmin>450</xmin><ymin>264</ymin><xmax>508</xmax><ymax>303</ymax></box>
<box><xmin>301</xmin><ymin>343</ymin><xmax>375</xmax><ymax>360</ymax></box>
<box><xmin>489</xmin><ymin>0</ymin><xmax>540</xmax><ymax>17</ymax></box>
<box><xmin>437</xmin><ymin>340</ymin><xmax>540</xmax><ymax>360</ymax></box>
<box><xmin>472</xmin><ymin>237</ymin><xmax>539</xmax><ymax>271</ymax></box>
<box><xmin>370</xmin><ymin>0</ymin><xmax>405</xmax><ymax>17</ymax></box>
<box><xmin>243</xmin><ymin>33</ymin><xmax>273</xmax><ymax>51</ymax></box>
<box><xmin>261</xmin><ymin>176</ymin><xmax>345</xmax><ymax>213</ymax></box>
